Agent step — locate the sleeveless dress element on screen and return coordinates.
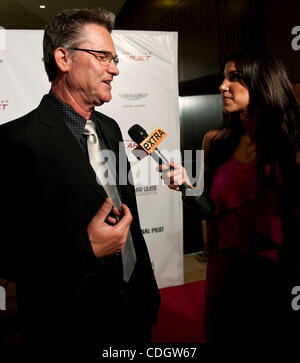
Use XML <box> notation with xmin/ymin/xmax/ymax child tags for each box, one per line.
<box><xmin>204</xmin><ymin>154</ymin><xmax>285</xmax><ymax>342</ymax></box>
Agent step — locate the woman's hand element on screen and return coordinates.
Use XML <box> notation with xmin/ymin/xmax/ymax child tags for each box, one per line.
<box><xmin>157</xmin><ymin>162</ymin><xmax>193</xmax><ymax>191</ymax></box>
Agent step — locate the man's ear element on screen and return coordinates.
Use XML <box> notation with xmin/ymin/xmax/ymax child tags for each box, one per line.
<box><xmin>53</xmin><ymin>47</ymin><xmax>72</xmax><ymax>73</ymax></box>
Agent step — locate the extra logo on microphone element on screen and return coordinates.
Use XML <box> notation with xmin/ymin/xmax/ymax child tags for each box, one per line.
<box><xmin>140</xmin><ymin>127</ymin><xmax>167</xmax><ymax>154</ymax></box>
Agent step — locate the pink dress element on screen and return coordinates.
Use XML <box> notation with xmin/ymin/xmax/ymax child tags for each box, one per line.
<box><xmin>205</xmin><ymin>154</ymin><xmax>285</xmax><ymax>342</ymax></box>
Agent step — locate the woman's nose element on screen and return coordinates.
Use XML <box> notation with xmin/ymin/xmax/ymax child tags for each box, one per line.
<box><xmin>219</xmin><ymin>80</ymin><xmax>229</xmax><ymax>93</ymax></box>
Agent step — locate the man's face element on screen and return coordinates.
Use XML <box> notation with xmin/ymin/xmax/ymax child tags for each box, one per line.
<box><xmin>67</xmin><ymin>23</ymin><xmax>119</xmax><ymax>107</ymax></box>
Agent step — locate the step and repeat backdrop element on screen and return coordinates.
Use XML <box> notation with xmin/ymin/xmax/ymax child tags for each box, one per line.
<box><xmin>0</xmin><ymin>29</ymin><xmax>183</xmax><ymax>289</ymax></box>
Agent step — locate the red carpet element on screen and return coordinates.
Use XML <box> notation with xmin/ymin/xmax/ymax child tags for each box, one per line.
<box><xmin>152</xmin><ymin>280</ymin><xmax>207</xmax><ymax>343</ymax></box>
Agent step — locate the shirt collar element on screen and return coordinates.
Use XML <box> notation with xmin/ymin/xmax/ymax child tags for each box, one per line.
<box><xmin>48</xmin><ymin>89</ymin><xmax>98</xmax><ymax>125</ymax></box>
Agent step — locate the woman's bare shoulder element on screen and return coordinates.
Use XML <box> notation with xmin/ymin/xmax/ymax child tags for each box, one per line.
<box><xmin>202</xmin><ymin>129</ymin><xmax>219</xmax><ymax>152</ymax></box>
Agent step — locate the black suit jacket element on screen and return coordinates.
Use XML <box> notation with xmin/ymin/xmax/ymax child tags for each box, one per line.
<box><xmin>0</xmin><ymin>94</ymin><xmax>160</xmax><ymax>345</ymax></box>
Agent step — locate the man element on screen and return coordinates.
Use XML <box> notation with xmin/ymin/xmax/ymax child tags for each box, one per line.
<box><xmin>0</xmin><ymin>8</ymin><xmax>160</xmax><ymax>350</ymax></box>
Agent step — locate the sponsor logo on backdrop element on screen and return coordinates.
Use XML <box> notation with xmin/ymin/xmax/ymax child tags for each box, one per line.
<box><xmin>119</xmin><ymin>93</ymin><xmax>148</xmax><ymax>108</ymax></box>
<box><xmin>123</xmin><ymin>104</ymin><xmax>146</xmax><ymax>109</ymax></box>
<box><xmin>291</xmin><ymin>26</ymin><xmax>300</xmax><ymax>51</ymax></box>
<box><xmin>0</xmin><ymin>99</ymin><xmax>9</xmax><ymax>111</ymax></box>
<box><xmin>135</xmin><ymin>185</ymin><xmax>158</xmax><ymax>196</ymax></box>
<box><xmin>124</xmin><ymin>138</ymin><xmax>139</xmax><ymax>150</ymax></box>
<box><xmin>119</xmin><ymin>93</ymin><xmax>148</xmax><ymax>101</ymax></box>
<box><xmin>122</xmin><ymin>51</ymin><xmax>152</xmax><ymax>62</ymax></box>
<box><xmin>142</xmin><ymin>226</ymin><xmax>164</xmax><ymax>235</ymax></box>
<box><xmin>0</xmin><ymin>59</ymin><xmax>3</xmax><ymax>64</ymax></box>
<box><xmin>124</xmin><ymin>138</ymin><xmax>148</xmax><ymax>162</ymax></box>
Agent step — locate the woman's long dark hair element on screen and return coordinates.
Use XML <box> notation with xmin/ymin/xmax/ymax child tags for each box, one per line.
<box><xmin>206</xmin><ymin>47</ymin><xmax>300</xmax><ymax>193</ymax></box>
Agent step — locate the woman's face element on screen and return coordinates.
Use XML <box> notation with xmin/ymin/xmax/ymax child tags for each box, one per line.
<box><xmin>219</xmin><ymin>60</ymin><xmax>250</xmax><ymax>117</ymax></box>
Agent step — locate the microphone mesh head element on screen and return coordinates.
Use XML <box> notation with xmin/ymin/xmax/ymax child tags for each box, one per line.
<box><xmin>128</xmin><ymin>124</ymin><xmax>148</xmax><ymax>144</ymax></box>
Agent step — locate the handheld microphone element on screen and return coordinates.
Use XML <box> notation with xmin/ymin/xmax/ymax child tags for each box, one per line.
<box><xmin>128</xmin><ymin>124</ymin><xmax>215</xmax><ymax>218</ymax></box>
<box><xmin>128</xmin><ymin>124</ymin><xmax>191</xmax><ymax>190</ymax></box>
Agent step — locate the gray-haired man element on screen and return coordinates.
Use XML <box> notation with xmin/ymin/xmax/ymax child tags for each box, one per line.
<box><xmin>0</xmin><ymin>8</ymin><xmax>160</xmax><ymax>352</ymax></box>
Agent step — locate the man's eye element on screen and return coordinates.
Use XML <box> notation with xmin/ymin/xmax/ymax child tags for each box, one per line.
<box><xmin>97</xmin><ymin>55</ymin><xmax>107</xmax><ymax>61</ymax></box>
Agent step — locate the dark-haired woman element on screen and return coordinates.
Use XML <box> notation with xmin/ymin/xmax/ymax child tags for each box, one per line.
<box><xmin>160</xmin><ymin>48</ymin><xmax>300</xmax><ymax>343</ymax></box>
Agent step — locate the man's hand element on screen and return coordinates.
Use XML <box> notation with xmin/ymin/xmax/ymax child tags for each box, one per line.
<box><xmin>87</xmin><ymin>198</ymin><xmax>133</xmax><ymax>258</ymax></box>
<box><xmin>157</xmin><ymin>162</ymin><xmax>193</xmax><ymax>191</ymax></box>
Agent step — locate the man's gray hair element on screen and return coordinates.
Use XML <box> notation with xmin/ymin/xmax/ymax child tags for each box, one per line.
<box><xmin>43</xmin><ymin>8</ymin><xmax>115</xmax><ymax>82</ymax></box>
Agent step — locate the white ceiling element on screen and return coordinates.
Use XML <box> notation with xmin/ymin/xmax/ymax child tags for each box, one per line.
<box><xmin>0</xmin><ymin>0</ymin><xmax>127</xmax><ymax>29</ymax></box>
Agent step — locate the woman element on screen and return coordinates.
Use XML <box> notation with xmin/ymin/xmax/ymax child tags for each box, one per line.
<box><xmin>160</xmin><ymin>47</ymin><xmax>300</xmax><ymax>343</ymax></box>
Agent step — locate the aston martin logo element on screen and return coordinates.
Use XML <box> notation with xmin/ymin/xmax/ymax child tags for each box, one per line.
<box><xmin>122</xmin><ymin>51</ymin><xmax>152</xmax><ymax>62</ymax></box>
<box><xmin>119</xmin><ymin>93</ymin><xmax>148</xmax><ymax>101</ymax></box>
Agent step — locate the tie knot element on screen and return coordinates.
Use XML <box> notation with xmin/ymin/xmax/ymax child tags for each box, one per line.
<box><xmin>83</xmin><ymin>120</ymin><xmax>96</xmax><ymax>136</ymax></box>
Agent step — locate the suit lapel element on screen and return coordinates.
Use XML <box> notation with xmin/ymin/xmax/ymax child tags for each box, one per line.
<box><xmin>37</xmin><ymin>95</ymin><xmax>108</xmax><ymax>200</ymax></box>
<box><xmin>94</xmin><ymin>113</ymin><xmax>119</xmax><ymax>155</ymax></box>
